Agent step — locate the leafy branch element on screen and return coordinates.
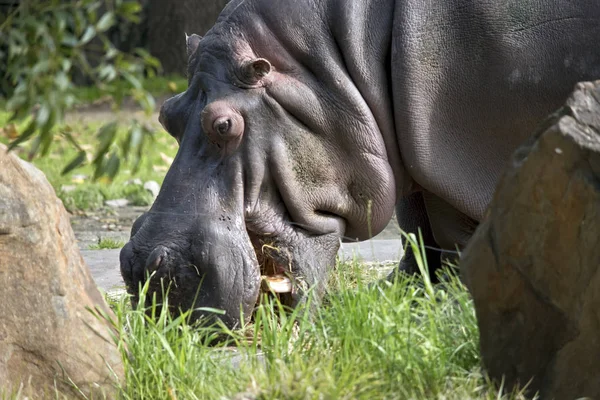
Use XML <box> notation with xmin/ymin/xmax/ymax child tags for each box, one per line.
<box><xmin>0</xmin><ymin>0</ymin><xmax>160</xmax><ymax>179</ymax></box>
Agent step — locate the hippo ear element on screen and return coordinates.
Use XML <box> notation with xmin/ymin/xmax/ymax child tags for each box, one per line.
<box><xmin>242</xmin><ymin>58</ymin><xmax>272</xmax><ymax>84</ymax></box>
<box><xmin>185</xmin><ymin>33</ymin><xmax>202</xmax><ymax>58</ymax></box>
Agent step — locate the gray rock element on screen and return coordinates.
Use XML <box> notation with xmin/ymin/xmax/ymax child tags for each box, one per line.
<box><xmin>143</xmin><ymin>180</ymin><xmax>161</xmax><ymax>198</ymax></box>
<box><xmin>60</xmin><ymin>184</ymin><xmax>77</xmax><ymax>193</ymax></box>
<box><xmin>126</xmin><ymin>178</ymin><xmax>143</xmax><ymax>186</ymax></box>
<box><xmin>461</xmin><ymin>81</ymin><xmax>600</xmax><ymax>399</ymax></box>
<box><xmin>0</xmin><ymin>144</ymin><xmax>123</xmax><ymax>398</ymax></box>
<box><xmin>105</xmin><ymin>198</ymin><xmax>130</xmax><ymax>208</ymax></box>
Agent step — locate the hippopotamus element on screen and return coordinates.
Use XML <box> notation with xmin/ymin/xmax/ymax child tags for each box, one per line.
<box><xmin>120</xmin><ymin>0</ymin><xmax>600</xmax><ymax>327</ymax></box>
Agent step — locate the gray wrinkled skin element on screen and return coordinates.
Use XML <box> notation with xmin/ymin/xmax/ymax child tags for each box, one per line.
<box><xmin>120</xmin><ymin>0</ymin><xmax>600</xmax><ymax>328</ymax></box>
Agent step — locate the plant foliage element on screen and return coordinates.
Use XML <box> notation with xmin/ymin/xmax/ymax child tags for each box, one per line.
<box><xmin>0</xmin><ymin>0</ymin><xmax>159</xmax><ymax>179</ymax></box>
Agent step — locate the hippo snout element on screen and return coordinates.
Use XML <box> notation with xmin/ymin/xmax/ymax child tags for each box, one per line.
<box><xmin>119</xmin><ymin>214</ymin><xmax>263</xmax><ymax>329</ymax></box>
<box><xmin>120</xmin><ymin>242</ymin><xmax>193</xmax><ymax>309</ymax></box>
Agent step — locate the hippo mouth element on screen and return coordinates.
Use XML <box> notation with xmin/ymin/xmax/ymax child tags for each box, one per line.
<box><xmin>243</xmin><ymin>193</ymin><xmax>345</xmax><ymax>312</ymax></box>
<box><xmin>248</xmin><ymin>231</ymin><xmax>296</xmax><ymax>307</ymax></box>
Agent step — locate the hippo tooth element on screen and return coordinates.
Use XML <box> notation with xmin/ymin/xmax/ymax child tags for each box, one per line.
<box><xmin>261</xmin><ymin>275</ymin><xmax>292</xmax><ymax>293</ymax></box>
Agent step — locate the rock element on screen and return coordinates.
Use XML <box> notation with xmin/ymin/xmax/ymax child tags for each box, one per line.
<box><xmin>143</xmin><ymin>180</ymin><xmax>161</xmax><ymax>198</ymax></box>
<box><xmin>60</xmin><ymin>184</ymin><xmax>77</xmax><ymax>193</ymax></box>
<box><xmin>0</xmin><ymin>144</ymin><xmax>123</xmax><ymax>398</ymax></box>
<box><xmin>125</xmin><ymin>178</ymin><xmax>143</xmax><ymax>186</ymax></box>
<box><xmin>461</xmin><ymin>81</ymin><xmax>600</xmax><ymax>399</ymax></box>
<box><xmin>105</xmin><ymin>198</ymin><xmax>130</xmax><ymax>208</ymax></box>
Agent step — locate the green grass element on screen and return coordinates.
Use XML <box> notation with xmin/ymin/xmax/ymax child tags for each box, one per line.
<box><xmin>89</xmin><ymin>237</ymin><xmax>126</xmax><ymax>250</ymax></box>
<box><xmin>94</xmin><ymin>236</ymin><xmax>530</xmax><ymax>400</ymax></box>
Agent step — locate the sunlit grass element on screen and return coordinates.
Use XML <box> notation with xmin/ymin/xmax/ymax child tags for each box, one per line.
<box><xmin>88</xmin><ymin>237</ymin><xmax>126</xmax><ymax>250</ymax></box>
<box><xmin>104</xmin><ymin>234</ymin><xmax>530</xmax><ymax>400</ymax></box>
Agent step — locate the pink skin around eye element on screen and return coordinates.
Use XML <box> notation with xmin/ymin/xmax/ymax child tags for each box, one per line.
<box><xmin>201</xmin><ymin>101</ymin><xmax>245</xmax><ymax>156</ymax></box>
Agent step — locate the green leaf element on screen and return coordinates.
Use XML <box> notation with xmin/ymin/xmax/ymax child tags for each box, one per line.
<box><xmin>129</xmin><ymin>122</ymin><xmax>143</xmax><ymax>150</ymax></box>
<box><xmin>122</xmin><ymin>71</ymin><xmax>142</xmax><ymax>89</ymax></box>
<box><xmin>8</xmin><ymin>29</ymin><xmax>27</xmax><ymax>46</ymax></box>
<box><xmin>86</xmin><ymin>1</ymin><xmax>102</xmax><ymax>15</ymax></box>
<box><xmin>122</xmin><ymin>122</ymin><xmax>138</xmax><ymax>160</ymax></box>
<box><xmin>55</xmin><ymin>72</ymin><xmax>70</xmax><ymax>91</ymax></box>
<box><xmin>61</xmin><ymin>34</ymin><xmax>78</xmax><ymax>47</ymax></box>
<box><xmin>105</xmin><ymin>46</ymin><xmax>119</xmax><ymax>60</ymax></box>
<box><xmin>8</xmin><ymin>119</ymin><xmax>37</xmax><ymax>151</ymax></box>
<box><xmin>133</xmin><ymin>89</ymin><xmax>155</xmax><ymax>115</ymax></box>
<box><xmin>132</xmin><ymin>124</ymin><xmax>154</xmax><ymax>174</ymax></box>
<box><xmin>6</xmin><ymin>96</ymin><xmax>27</xmax><ymax>116</ymax></box>
<box><xmin>61</xmin><ymin>59</ymin><xmax>72</xmax><ymax>72</ymax></box>
<box><xmin>105</xmin><ymin>152</ymin><xmax>121</xmax><ymax>179</ymax></box>
<box><xmin>79</xmin><ymin>25</ymin><xmax>96</xmax><ymax>45</ymax></box>
<box><xmin>96</xmin><ymin>12</ymin><xmax>115</xmax><ymax>33</ymax></box>
<box><xmin>98</xmin><ymin>64</ymin><xmax>117</xmax><ymax>81</ymax></box>
<box><xmin>56</xmin><ymin>12</ymin><xmax>67</xmax><ymax>33</ymax></box>
<box><xmin>31</xmin><ymin>59</ymin><xmax>50</xmax><ymax>75</ymax></box>
<box><xmin>27</xmin><ymin>136</ymin><xmax>42</xmax><ymax>161</ymax></box>
<box><xmin>117</xmin><ymin>1</ymin><xmax>142</xmax><ymax>17</ymax></box>
<box><xmin>64</xmin><ymin>94</ymin><xmax>76</xmax><ymax>109</ymax></box>
<box><xmin>61</xmin><ymin>129</ymin><xmax>83</xmax><ymax>151</ymax></box>
<box><xmin>61</xmin><ymin>150</ymin><xmax>88</xmax><ymax>175</ymax></box>
<box><xmin>134</xmin><ymin>48</ymin><xmax>161</xmax><ymax>69</ymax></box>
<box><xmin>35</xmin><ymin>105</ymin><xmax>50</xmax><ymax>127</ymax></box>
<box><xmin>93</xmin><ymin>121</ymin><xmax>118</xmax><ymax>164</ymax></box>
<box><xmin>39</xmin><ymin>129</ymin><xmax>55</xmax><ymax>157</ymax></box>
<box><xmin>93</xmin><ymin>160</ymin><xmax>106</xmax><ymax>181</ymax></box>
<box><xmin>73</xmin><ymin>8</ymin><xmax>85</xmax><ymax>34</ymax></box>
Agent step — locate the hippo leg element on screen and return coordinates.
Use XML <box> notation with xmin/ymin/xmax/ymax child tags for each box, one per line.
<box><xmin>387</xmin><ymin>191</ymin><xmax>442</xmax><ymax>282</ymax></box>
<box><xmin>421</xmin><ymin>192</ymin><xmax>478</xmax><ymax>276</ymax></box>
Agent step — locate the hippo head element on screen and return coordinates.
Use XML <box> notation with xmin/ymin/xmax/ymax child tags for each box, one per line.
<box><xmin>120</xmin><ymin>1</ymin><xmax>404</xmax><ymax>328</ymax></box>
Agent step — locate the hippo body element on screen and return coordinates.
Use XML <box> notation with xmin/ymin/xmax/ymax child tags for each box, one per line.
<box><xmin>120</xmin><ymin>0</ymin><xmax>600</xmax><ymax>327</ymax></box>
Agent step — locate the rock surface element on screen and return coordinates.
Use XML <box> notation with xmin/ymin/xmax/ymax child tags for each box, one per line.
<box><xmin>143</xmin><ymin>180</ymin><xmax>161</xmax><ymax>199</ymax></box>
<box><xmin>0</xmin><ymin>144</ymin><xmax>123</xmax><ymax>398</ymax></box>
<box><xmin>461</xmin><ymin>81</ymin><xmax>600</xmax><ymax>399</ymax></box>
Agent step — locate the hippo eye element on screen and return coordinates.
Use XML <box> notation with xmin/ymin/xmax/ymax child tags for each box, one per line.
<box><xmin>201</xmin><ymin>103</ymin><xmax>244</xmax><ymax>148</ymax></box>
<box><xmin>214</xmin><ymin>117</ymin><xmax>231</xmax><ymax>136</ymax></box>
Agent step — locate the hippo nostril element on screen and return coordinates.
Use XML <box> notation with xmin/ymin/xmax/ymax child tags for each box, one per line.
<box><xmin>214</xmin><ymin>117</ymin><xmax>232</xmax><ymax>136</ymax></box>
<box><xmin>146</xmin><ymin>245</ymin><xmax>169</xmax><ymax>273</ymax></box>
